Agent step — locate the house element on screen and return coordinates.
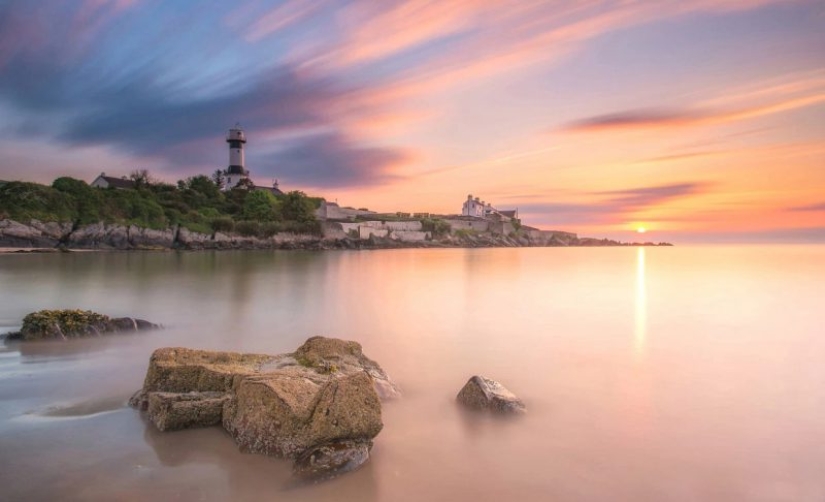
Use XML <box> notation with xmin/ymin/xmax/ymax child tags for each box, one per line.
<box><xmin>90</xmin><ymin>173</ymin><xmax>136</xmax><ymax>189</ymax></box>
<box><xmin>461</xmin><ymin>194</ymin><xmax>518</xmax><ymax>221</ymax></box>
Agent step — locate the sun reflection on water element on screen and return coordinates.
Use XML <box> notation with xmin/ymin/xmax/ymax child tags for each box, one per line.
<box><xmin>634</xmin><ymin>247</ymin><xmax>647</xmax><ymax>358</ymax></box>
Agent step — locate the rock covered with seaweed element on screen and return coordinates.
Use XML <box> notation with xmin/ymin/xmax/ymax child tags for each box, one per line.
<box><xmin>5</xmin><ymin>309</ymin><xmax>160</xmax><ymax>341</ymax></box>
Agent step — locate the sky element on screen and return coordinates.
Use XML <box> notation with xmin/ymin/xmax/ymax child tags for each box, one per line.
<box><xmin>0</xmin><ymin>0</ymin><xmax>823</xmax><ymax>243</ymax></box>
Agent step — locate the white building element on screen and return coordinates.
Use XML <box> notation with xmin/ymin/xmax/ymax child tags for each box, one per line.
<box><xmin>461</xmin><ymin>194</ymin><xmax>518</xmax><ymax>221</ymax></box>
<box><xmin>462</xmin><ymin>195</ymin><xmax>488</xmax><ymax>217</ymax></box>
<box><xmin>223</xmin><ymin>126</ymin><xmax>248</xmax><ymax>190</ymax></box>
<box><xmin>90</xmin><ymin>173</ymin><xmax>136</xmax><ymax>189</ymax></box>
<box><xmin>219</xmin><ymin>126</ymin><xmax>284</xmax><ymax>195</ymax></box>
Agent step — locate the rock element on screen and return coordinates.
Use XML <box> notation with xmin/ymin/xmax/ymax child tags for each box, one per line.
<box><xmin>128</xmin><ymin>225</ymin><xmax>176</xmax><ymax>249</ymax></box>
<box><xmin>14</xmin><ymin>309</ymin><xmax>160</xmax><ymax>341</ymax></box>
<box><xmin>66</xmin><ymin>222</ymin><xmax>130</xmax><ymax>249</ymax></box>
<box><xmin>0</xmin><ymin>219</ymin><xmax>72</xmax><ymax>248</ymax></box>
<box><xmin>293</xmin><ymin>336</ymin><xmax>402</xmax><ymax>400</ymax></box>
<box><xmin>456</xmin><ymin>375</ymin><xmax>526</xmax><ymax>415</ymax></box>
<box><xmin>223</xmin><ymin>369</ymin><xmax>382</xmax><ymax>457</ymax></box>
<box><xmin>131</xmin><ymin>337</ymin><xmax>397</xmax><ymax>480</ymax></box>
<box><xmin>292</xmin><ymin>439</ymin><xmax>372</xmax><ymax>482</ymax></box>
<box><xmin>140</xmin><ymin>347</ymin><xmax>272</xmax><ymax>394</ymax></box>
<box><xmin>147</xmin><ymin>391</ymin><xmax>229</xmax><ymax>431</ymax></box>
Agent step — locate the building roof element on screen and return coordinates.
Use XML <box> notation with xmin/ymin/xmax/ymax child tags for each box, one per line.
<box><xmin>95</xmin><ymin>175</ymin><xmax>136</xmax><ymax>189</ymax></box>
<box><xmin>499</xmin><ymin>210</ymin><xmax>518</xmax><ymax>218</ymax></box>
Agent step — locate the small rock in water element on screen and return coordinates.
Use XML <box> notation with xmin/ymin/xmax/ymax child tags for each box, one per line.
<box><xmin>10</xmin><ymin>309</ymin><xmax>161</xmax><ymax>341</ymax></box>
<box><xmin>456</xmin><ymin>375</ymin><xmax>526</xmax><ymax>415</ymax></box>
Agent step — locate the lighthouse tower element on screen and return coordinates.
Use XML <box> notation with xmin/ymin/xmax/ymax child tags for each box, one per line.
<box><xmin>224</xmin><ymin>125</ymin><xmax>248</xmax><ymax>189</ymax></box>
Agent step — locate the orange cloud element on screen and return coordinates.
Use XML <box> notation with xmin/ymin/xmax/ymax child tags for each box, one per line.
<box><xmin>297</xmin><ymin>0</ymin><xmax>795</xmax><ymax>100</ymax></box>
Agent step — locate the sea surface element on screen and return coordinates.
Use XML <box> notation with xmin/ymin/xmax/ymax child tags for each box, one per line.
<box><xmin>0</xmin><ymin>246</ymin><xmax>823</xmax><ymax>501</ymax></box>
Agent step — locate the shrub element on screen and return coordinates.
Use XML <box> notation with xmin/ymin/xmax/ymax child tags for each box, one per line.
<box><xmin>235</xmin><ymin>220</ymin><xmax>260</xmax><ymax>236</ymax></box>
<box><xmin>211</xmin><ymin>217</ymin><xmax>235</xmax><ymax>233</ymax></box>
<box><xmin>242</xmin><ymin>190</ymin><xmax>279</xmax><ymax>221</ymax></box>
<box><xmin>421</xmin><ymin>218</ymin><xmax>451</xmax><ymax>237</ymax></box>
<box><xmin>259</xmin><ymin>221</ymin><xmax>283</xmax><ymax>237</ymax></box>
<box><xmin>0</xmin><ymin>181</ymin><xmax>77</xmax><ymax>222</ymax></box>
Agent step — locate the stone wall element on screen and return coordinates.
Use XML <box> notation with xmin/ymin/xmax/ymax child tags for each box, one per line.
<box><xmin>315</xmin><ymin>201</ymin><xmax>376</xmax><ymax>220</ymax></box>
<box><xmin>444</xmin><ymin>219</ymin><xmax>490</xmax><ymax>233</ymax></box>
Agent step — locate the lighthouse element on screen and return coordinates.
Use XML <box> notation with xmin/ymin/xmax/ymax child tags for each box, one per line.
<box><xmin>224</xmin><ymin>125</ymin><xmax>248</xmax><ymax>189</ymax></box>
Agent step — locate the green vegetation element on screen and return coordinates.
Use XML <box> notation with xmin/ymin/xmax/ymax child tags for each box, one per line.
<box><xmin>454</xmin><ymin>229</ymin><xmax>479</xmax><ymax>238</ymax></box>
<box><xmin>20</xmin><ymin>309</ymin><xmax>111</xmax><ymax>340</ymax></box>
<box><xmin>420</xmin><ymin>217</ymin><xmax>451</xmax><ymax>237</ymax></box>
<box><xmin>0</xmin><ymin>175</ymin><xmax>322</xmax><ymax>236</ymax></box>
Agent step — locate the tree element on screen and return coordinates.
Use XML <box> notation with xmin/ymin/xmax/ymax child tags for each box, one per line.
<box><xmin>212</xmin><ymin>169</ymin><xmax>226</xmax><ymax>190</ymax></box>
<box><xmin>182</xmin><ymin>175</ymin><xmax>221</xmax><ymax>200</ymax></box>
<box><xmin>281</xmin><ymin>191</ymin><xmax>317</xmax><ymax>223</ymax></box>
<box><xmin>233</xmin><ymin>177</ymin><xmax>256</xmax><ymax>191</ymax></box>
<box><xmin>129</xmin><ymin>169</ymin><xmax>154</xmax><ymax>187</ymax></box>
<box><xmin>242</xmin><ymin>190</ymin><xmax>279</xmax><ymax>221</ymax></box>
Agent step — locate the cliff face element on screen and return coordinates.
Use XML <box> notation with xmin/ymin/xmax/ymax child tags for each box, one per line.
<box><xmin>0</xmin><ymin>220</ymin><xmax>74</xmax><ymax>248</ymax></box>
<box><xmin>0</xmin><ymin>218</ymin><xmax>666</xmax><ymax>251</ymax></box>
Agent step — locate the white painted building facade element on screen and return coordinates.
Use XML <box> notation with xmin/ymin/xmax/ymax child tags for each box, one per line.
<box><xmin>461</xmin><ymin>194</ymin><xmax>519</xmax><ymax>221</ymax></box>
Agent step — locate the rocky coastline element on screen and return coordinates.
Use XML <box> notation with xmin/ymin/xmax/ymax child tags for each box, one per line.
<box><xmin>0</xmin><ymin>218</ymin><xmax>672</xmax><ymax>252</ymax></box>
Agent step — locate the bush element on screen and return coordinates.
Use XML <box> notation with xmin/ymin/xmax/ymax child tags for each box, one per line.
<box><xmin>280</xmin><ymin>191</ymin><xmax>317</xmax><ymax>223</ymax></box>
<box><xmin>211</xmin><ymin>217</ymin><xmax>235</xmax><ymax>233</ymax></box>
<box><xmin>0</xmin><ymin>176</ymin><xmax>325</xmax><ymax>236</ymax></box>
<box><xmin>421</xmin><ymin>218</ymin><xmax>451</xmax><ymax>237</ymax></box>
<box><xmin>0</xmin><ymin>181</ymin><xmax>77</xmax><ymax>222</ymax></box>
<box><xmin>242</xmin><ymin>190</ymin><xmax>279</xmax><ymax>221</ymax></box>
<box><xmin>283</xmin><ymin>220</ymin><xmax>322</xmax><ymax>236</ymax></box>
<box><xmin>235</xmin><ymin>220</ymin><xmax>260</xmax><ymax>236</ymax></box>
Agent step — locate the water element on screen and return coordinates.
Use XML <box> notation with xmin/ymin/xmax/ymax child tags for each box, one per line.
<box><xmin>0</xmin><ymin>246</ymin><xmax>823</xmax><ymax>501</ymax></box>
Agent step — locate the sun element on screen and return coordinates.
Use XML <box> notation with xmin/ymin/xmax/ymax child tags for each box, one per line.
<box><xmin>637</xmin><ymin>227</ymin><xmax>647</xmax><ymax>234</ymax></box>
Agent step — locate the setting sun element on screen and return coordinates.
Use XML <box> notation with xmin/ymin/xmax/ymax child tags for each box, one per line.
<box><xmin>637</xmin><ymin>227</ymin><xmax>647</xmax><ymax>234</ymax></box>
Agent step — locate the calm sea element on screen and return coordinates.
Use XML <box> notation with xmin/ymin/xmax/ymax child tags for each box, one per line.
<box><xmin>0</xmin><ymin>246</ymin><xmax>823</xmax><ymax>501</ymax></box>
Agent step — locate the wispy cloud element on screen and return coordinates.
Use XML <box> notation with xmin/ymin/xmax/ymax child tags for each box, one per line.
<box><xmin>789</xmin><ymin>202</ymin><xmax>825</xmax><ymax>212</ymax></box>
<box><xmin>0</xmin><ymin>0</ymin><xmax>816</xmax><ymax>197</ymax></box>
<box><xmin>561</xmin><ymin>71</ymin><xmax>825</xmax><ymax>133</ymax></box>
<box><xmin>243</xmin><ymin>0</ymin><xmax>327</xmax><ymax>43</ymax></box>
<box><xmin>518</xmin><ymin>182</ymin><xmax>711</xmax><ymax>225</ymax></box>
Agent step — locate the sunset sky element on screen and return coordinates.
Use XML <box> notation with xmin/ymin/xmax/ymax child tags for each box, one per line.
<box><xmin>0</xmin><ymin>0</ymin><xmax>823</xmax><ymax>242</ymax></box>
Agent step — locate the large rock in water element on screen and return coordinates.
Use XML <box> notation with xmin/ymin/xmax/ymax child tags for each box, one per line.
<box><xmin>456</xmin><ymin>375</ymin><xmax>526</xmax><ymax>415</ymax></box>
<box><xmin>8</xmin><ymin>309</ymin><xmax>160</xmax><ymax>341</ymax></box>
<box><xmin>130</xmin><ymin>336</ymin><xmax>399</xmax><ymax>480</ymax></box>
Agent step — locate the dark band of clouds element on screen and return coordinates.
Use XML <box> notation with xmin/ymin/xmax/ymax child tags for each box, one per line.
<box><xmin>517</xmin><ymin>182</ymin><xmax>709</xmax><ymax>226</ymax></box>
<box><xmin>789</xmin><ymin>202</ymin><xmax>825</xmax><ymax>212</ymax></box>
<box><xmin>259</xmin><ymin>132</ymin><xmax>412</xmax><ymax>188</ymax></box>
<box><xmin>0</xmin><ymin>1</ymin><xmax>410</xmax><ymax>188</ymax></box>
<box><xmin>562</xmin><ymin>109</ymin><xmax>709</xmax><ymax>132</ymax></box>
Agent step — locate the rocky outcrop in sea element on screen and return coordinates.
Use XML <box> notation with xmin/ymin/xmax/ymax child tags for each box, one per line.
<box><xmin>5</xmin><ymin>309</ymin><xmax>160</xmax><ymax>341</ymax></box>
<box><xmin>129</xmin><ymin>336</ymin><xmax>400</xmax><ymax>481</ymax></box>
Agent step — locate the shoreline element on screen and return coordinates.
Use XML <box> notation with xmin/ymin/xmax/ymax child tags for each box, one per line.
<box><xmin>0</xmin><ymin>240</ymin><xmax>673</xmax><ymax>254</ymax></box>
<box><xmin>0</xmin><ymin>218</ymin><xmax>672</xmax><ymax>252</ymax></box>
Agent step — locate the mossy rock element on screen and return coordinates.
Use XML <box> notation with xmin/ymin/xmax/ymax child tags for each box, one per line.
<box><xmin>17</xmin><ymin>309</ymin><xmax>160</xmax><ymax>341</ymax></box>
